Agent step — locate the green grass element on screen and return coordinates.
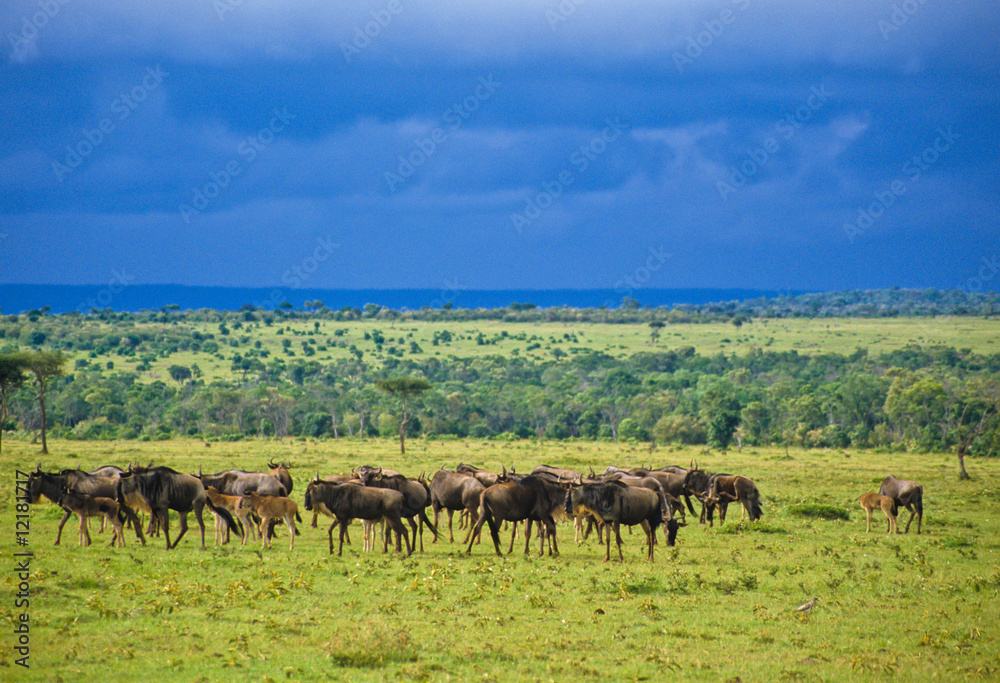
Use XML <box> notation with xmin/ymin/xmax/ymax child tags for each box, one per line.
<box><xmin>2</xmin><ymin>437</ymin><xmax>999</xmax><ymax>681</ymax></box>
<box><xmin>57</xmin><ymin>315</ymin><xmax>1000</xmax><ymax>383</ymax></box>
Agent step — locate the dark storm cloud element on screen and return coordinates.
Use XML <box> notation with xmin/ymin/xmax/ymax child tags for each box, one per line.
<box><xmin>1</xmin><ymin>0</ymin><xmax>997</xmax><ymax>290</ymax></box>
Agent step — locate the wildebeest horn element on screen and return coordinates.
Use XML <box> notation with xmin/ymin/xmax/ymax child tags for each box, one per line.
<box><xmin>501</xmin><ymin>464</ymin><xmax>507</xmax><ymax>478</ymax></box>
<box><xmin>314</xmin><ymin>470</ymin><xmax>321</xmax><ymax>482</ymax></box>
<box><xmin>589</xmin><ymin>466</ymin><xmax>595</xmax><ymax>478</ymax></box>
<box><xmin>197</xmin><ymin>465</ymin><xmax>202</xmax><ymax>477</ymax></box>
<box><xmin>574</xmin><ymin>474</ymin><xmax>582</xmax><ymax>485</ymax></box>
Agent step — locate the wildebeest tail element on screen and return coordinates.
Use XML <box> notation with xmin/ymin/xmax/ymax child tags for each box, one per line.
<box><xmin>914</xmin><ymin>486</ymin><xmax>924</xmax><ymax>517</ymax></box>
<box><xmin>204</xmin><ymin>495</ymin><xmax>241</xmax><ymax>536</ymax></box>
<box><xmin>683</xmin><ymin>493</ymin><xmax>696</xmax><ymax>516</ymax></box>
<box><xmin>418</xmin><ymin>509</ymin><xmax>439</xmax><ymax>539</ymax></box>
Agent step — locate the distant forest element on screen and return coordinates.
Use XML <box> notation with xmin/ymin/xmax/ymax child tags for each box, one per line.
<box><xmin>1</xmin><ymin>289</ymin><xmax>998</xmax><ymax>459</ymax></box>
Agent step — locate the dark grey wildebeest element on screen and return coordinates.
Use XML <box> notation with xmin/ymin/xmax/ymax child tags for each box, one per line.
<box><xmin>303</xmin><ymin>478</ymin><xmax>412</xmax><ymax>556</ymax></box>
<box><xmin>879</xmin><ymin>475</ymin><xmax>923</xmax><ymax>534</ymax></box>
<box><xmin>358</xmin><ymin>470</ymin><xmax>438</xmax><ymax>551</ymax></box>
<box><xmin>565</xmin><ymin>479</ymin><xmax>678</xmax><ymax>562</ymax></box>
<box><xmin>28</xmin><ymin>467</ymin><xmax>145</xmax><ymax>545</ymax></box>
<box><xmin>429</xmin><ymin>469</ymin><xmax>485</xmax><ymax>543</ymax></box>
<box><xmin>704</xmin><ymin>475</ymin><xmax>763</xmax><ymax>525</ymax></box>
<box><xmin>117</xmin><ymin>466</ymin><xmax>223</xmax><ymax>550</ymax></box>
<box><xmin>465</xmin><ymin>476</ymin><xmax>559</xmax><ymax>557</ymax></box>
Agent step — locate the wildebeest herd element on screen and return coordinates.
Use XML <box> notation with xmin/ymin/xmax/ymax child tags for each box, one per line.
<box><xmin>26</xmin><ymin>460</ymin><xmax>924</xmax><ymax>562</ymax></box>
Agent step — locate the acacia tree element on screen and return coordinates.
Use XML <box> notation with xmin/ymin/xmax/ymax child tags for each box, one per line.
<box><xmin>0</xmin><ymin>353</ymin><xmax>29</xmax><ymax>453</ymax></box>
<box><xmin>23</xmin><ymin>351</ymin><xmax>68</xmax><ymax>454</ymax></box>
<box><xmin>376</xmin><ymin>377</ymin><xmax>432</xmax><ymax>454</ymax></box>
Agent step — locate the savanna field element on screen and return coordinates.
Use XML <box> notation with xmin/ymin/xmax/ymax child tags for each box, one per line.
<box><xmin>2</xmin><ymin>438</ymin><xmax>998</xmax><ymax>682</ymax></box>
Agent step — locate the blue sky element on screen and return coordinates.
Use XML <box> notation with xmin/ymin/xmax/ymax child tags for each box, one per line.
<box><xmin>1</xmin><ymin>0</ymin><xmax>997</xmax><ymax>293</ymax></box>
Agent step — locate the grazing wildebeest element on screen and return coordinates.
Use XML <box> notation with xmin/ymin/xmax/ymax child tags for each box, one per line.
<box><xmin>682</xmin><ymin>468</ymin><xmax>734</xmax><ymax>525</ymax></box>
<box><xmin>57</xmin><ymin>487</ymin><xmax>129</xmax><ymax>548</ymax></box>
<box><xmin>565</xmin><ymin>479</ymin><xmax>677</xmax><ymax>562</ymax></box>
<box><xmin>429</xmin><ymin>469</ymin><xmax>485</xmax><ymax>543</ymax></box>
<box><xmin>858</xmin><ymin>492</ymin><xmax>898</xmax><ymax>534</ymax></box>
<box><xmin>303</xmin><ymin>478</ymin><xmax>411</xmax><ymax>556</ymax></box>
<box><xmin>358</xmin><ymin>470</ymin><xmax>438</xmax><ymax>551</ymax></box>
<box><xmin>878</xmin><ymin>475</ymin><xmax>923</xmax><ymax>534</ymax></box>
<box><xmin>204</xmin><ymin>487</ymin><xmax>251</xmax><ymax>545</ymax></box>
<box><xmin>28</xmin><ymin>467</ymin><xmax>145</xmax><ymax>545</ymax></box>
<box><xmin>240</xmin><ymin>491</ymin><xmax>300</xmax><ymax>550</ymax></box>
<box><xmin>704</xmin><ymin>475</ymin><xmax>763</xmax><ymax>525</ymax></box>
<box><xmin>117</xmin><ymin>466</ymin><xmax>220</xmax><ymax>550</ymax></box>
<box><xmin>465</xmin><ymin>476</ymin><xmax>559</xmax><ymax>557</ymax></box>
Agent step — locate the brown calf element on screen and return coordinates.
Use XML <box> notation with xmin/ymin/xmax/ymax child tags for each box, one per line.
<box><xmin>58</xmin><ymin>488</ymin><xmax>127</xmax><ymax>547</ymax></box>
<box><xmin>204</xmin><ymin>487</ymin><xmax>253</xmax><ymax>545</ymax></box>
<box><xmin>240</xmin><ymin>492</ymin><xmax>299</xmax><ymax>550</ymax></box>
<box><xmin>858</xmin><ymin>492</ymin><xmax>898</xmax><ymax>534</ymax></box>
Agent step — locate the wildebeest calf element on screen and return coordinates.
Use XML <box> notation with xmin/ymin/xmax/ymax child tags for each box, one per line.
<box><xmin>858</xmin><ymin>492</ymin><xmax>898</xmax><ymax>534</ymax></box>
<box><xmin>240</xmin><ymin>492</ymin><xmax>300</xmax><ymax>551</ymax></box>
<box><xmin>58</xmin><ymin>488</ymin><xmax>128</xmax><ymax>548</ymax></box>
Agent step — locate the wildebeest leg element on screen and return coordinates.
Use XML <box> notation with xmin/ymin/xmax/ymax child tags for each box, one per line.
<box><xmin>170</xmin><ymin>512</ymin><xmax>191</xmax><ymax>550</ymax></box>
<box><xmin>259</xmin><ymin>515</ymin><xmax>272</xmax><ymax>548</ymax></box>
<box><xmin>546</xmin><ymin>518</ymin><xmax>559</xmax><ymax>556</ymax></box>
<box><xmin>614</xmin><ymin>522</ymin><xmax>626</xmax><ymax>562</ymax></box>
<box><xmin>507</xmin><ymin>520</ymin><xmax>518</xmax><ymax>555</ymax></box>
<box><xmin>159</xmin><ymin>511</ymin><xmax>172</xmax><ymax>550</ymax></box>
<box><xmin>340</xmin><ymin>518</ymin><xmax>351</xmax><ymax>556</ymax></box>
<box><xmin>604</xmin><ymin>521</ymin><xmax>612</xmax><ymax>562</ymax></box>
<box><xmin>865</xmin><ymin>506</ymin><xmax>874</xmax><ymax>533</ymax></box>
<box><xmin>54</xmin><ymin>508</ymin><xmax>74</xmax><ymax>545</ymax></box>
<box><xmin>327</xmin><ymin>519</ymin><xmax>338</xmax><ymax>555</ymax></box>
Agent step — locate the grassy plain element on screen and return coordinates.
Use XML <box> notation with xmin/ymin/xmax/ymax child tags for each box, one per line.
<box><xmin>2</xmin><ymin>437</ymin><xmax>998</xmax><ymax>681</ymax></box>
<box><xmin>67</xmin><ymin>315</ymin><xmax>1000</xmax><ymax>383</ymax></box>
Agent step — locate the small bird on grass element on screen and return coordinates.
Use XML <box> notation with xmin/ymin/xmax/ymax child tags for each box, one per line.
<box><xmin>795</xmin><ymin>597</ymin><xmax>819</xmax><ymax>613</ymax></box>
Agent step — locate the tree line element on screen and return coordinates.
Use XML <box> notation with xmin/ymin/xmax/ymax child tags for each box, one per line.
<box><xmin>2</xmin><ymin>338</ymin><xmax>998</xmax><ymax>474</ymax></box>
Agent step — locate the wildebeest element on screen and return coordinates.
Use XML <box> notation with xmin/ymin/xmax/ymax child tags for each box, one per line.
<box><xmin>358</xmin><ymin>469</ymin><xmax>438</xmax><ymax>551</ymax></box>
<box><xmin>28</xmin><ymin>466</ymin><xmax>145</xmax><ymax>545</ymax></box>
<box><xmin>303</xmin><ymin>478</ymin><xmax>412</xmax><ymax>556</ymax></box>
<box><xmin>117</xmin><ymin>466</ymin><xmax>223</xmax><ymax>550</ymax></box>
<box><xmin>240</xmin><ymin>491</ymin><xmax>300</xmax><ymax>550</ymax></box>
<box><xmin>196</xmin><ymin>467</ymin><xmax>288</xmax><ymax>497</ymax></box>
<box><xmin>308</xmin><ymin>473</ymin><xmax>359</xmax><ymax>528</ymax></box>
<box><xmin>456</xmin><ymin>463</ymin><xmax>506</xmax><ymax>487</ymax></box>
<box><xmin>204</xmin><ymin>487</ymin><xmax>251</xmax><ymax>545</ymax></box>
<box><xmin>465</xmin><ymin>476</ymin><xmax>559</xmax><ymax>557</ymax></box>
<box><xmin>565</xmin><ymin>479</ymin><xmax>677</xmax><ymax>562</ymax></box>
<box><xmin>858</xmin><ymin>492</ymin><xmax>898</xmax><ymax>534</ymax></box>
<box><xmin>267</xmin><ymin>461</ymin><xmax>293</xmax><ymax>495</ymax></box>
<box><xmin>57</xmin><ymin>487</ymin><xmax>129</xmax><ymax>548</ymax></box>
<box><xmin>429</xmin><ymin>469</ymin><xmax>485</xmax><ymax>543</ymax></box>
<box><xmin>878</xmin><ymin>475</ymin><xmax>923</xmax><ymax>534</ymax></box>
<box><xmin>704</xmin><ymin>475</ymin><xmax>763</xmax><ymax>525</ymax></box>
